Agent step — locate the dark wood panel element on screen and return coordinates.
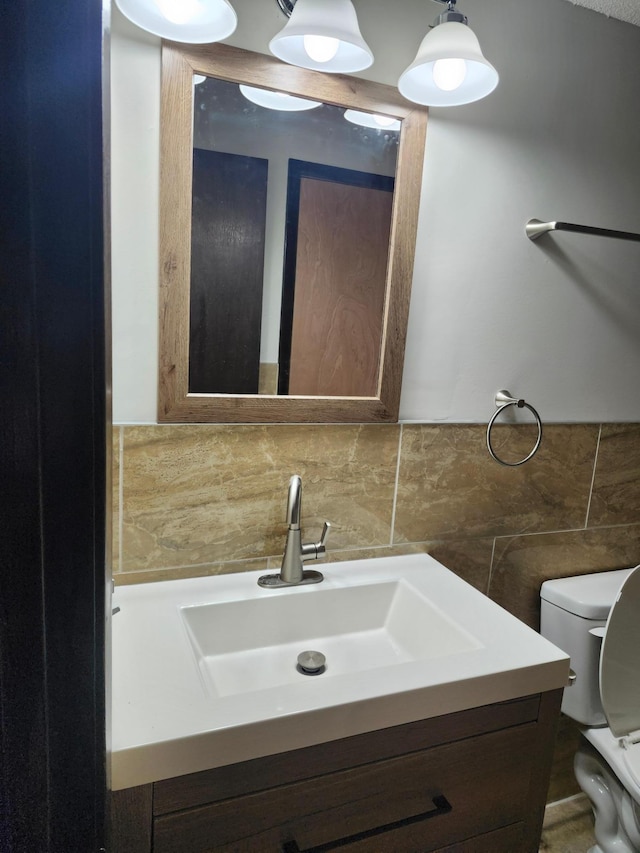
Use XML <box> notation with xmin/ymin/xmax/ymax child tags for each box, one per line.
<box><xmin>111</xmin><ymin>785</ymin><xmax>154</xmax><ymax>853</ymax></box>
<box><xmin>153</xmin><ymin>723</ymin><xmax>536</xmax><ymax>853</ymax></box>
<box><xmin>198</xmin><ymin>821</ymin><xmax>525</xmax><ymax>853</ymax></box>
<box><xmin>275</xmin><ymin>819</ymin><xmax>525</xmax><ymax>853</ymax></box>
<box><xmin>0</xmin><ymin>15</ymin><xmax>49</xmax><ymax>841</ymax></box>
<box><xmin>547</xmin><ymin>712</ymin><xmax>583</xmax><ymax>801</ymax></box>
<box><xmin>154</xmin><ymin>696</ymin><xmax>540</xmax><ymax>815</ymax></box>
<box><xmin>521</xmin><ymin>689</ymin><xmax>564</xmax><ymax>851</ymax></box>
<box><xmin>436</xmin><ymin>822</ymin><xmax>524</xmax><ymax>852</ymax></box>
<box><xmin>0</xmin><ymin>0</ymin><xmax>107</xmax><ymax>850</ymax></box>
<box><xmin>189</xmin><ymin>148</ymin><xmax>268</xmax><ymax>393</ymax></box>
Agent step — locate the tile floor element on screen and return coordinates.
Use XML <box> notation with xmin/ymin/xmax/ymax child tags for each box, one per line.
<box><xmin>540</xmin><ymin>794</ymin><xmax>596</xmax><ymax>852</ymax></box>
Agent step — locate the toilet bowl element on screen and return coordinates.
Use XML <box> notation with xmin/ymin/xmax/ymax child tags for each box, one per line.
<box><xmin>540</xmin><ymin>565</ymin><xmax>640</xmax><ymax>853</ymax></box>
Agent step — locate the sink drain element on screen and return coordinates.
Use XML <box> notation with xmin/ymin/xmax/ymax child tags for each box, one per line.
<box><xmin>297</xmin><ymin>650</ymin><xmax>326</xmax><ymax>675</ymax></box>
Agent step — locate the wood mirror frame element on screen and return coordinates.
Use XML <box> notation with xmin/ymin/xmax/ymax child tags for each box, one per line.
<box><xmin>159</xmin><ymin>41</ymin><xmax>428</xmax><ymax>423</ymax></box>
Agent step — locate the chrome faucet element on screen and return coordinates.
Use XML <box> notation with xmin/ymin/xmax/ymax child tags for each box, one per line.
<box><xmin>258</xmin><ymin>475</ymin><xmax>330</xmax><ymax>588</ymax></box>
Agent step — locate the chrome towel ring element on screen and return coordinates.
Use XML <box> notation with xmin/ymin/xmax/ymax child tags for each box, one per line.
<box><xmin>486</xmin><ymin>390</ymin><xmax>543</xmax><ymax>467</ymax></box>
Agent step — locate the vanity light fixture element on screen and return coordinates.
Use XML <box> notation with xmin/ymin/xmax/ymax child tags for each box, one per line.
<box><xmin>269</xmin><ymin>0</ymin><xmax>373</xmax><ymax>74</ymax></box>
<box><xmin>343</xmin><ymin>109</ymin><xmax>401</xmax><ymax>132</ymax></box>
<box><xmin>398</xmin><ymin>0</ymin><xmax>498</xmax><ymax>107</ymax></box>
<box><xmin>115</xmin><ymin>0</ymin><xmax>237</xmax><ymax>43</ymax></box>
<box><xmin>239</xmin><ymin>84</ymin><xmax>321</xmax><ymax>111</ymax></box>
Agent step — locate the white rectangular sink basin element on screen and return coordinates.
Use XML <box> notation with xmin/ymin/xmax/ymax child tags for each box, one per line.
<box><xmin>181</xmin><ymin>580</ymin><xmax>481</xmax><ymax>697</ymax></box>
<box><xmin>112</xmin><ymin>554</ymin><xmax>569</xmax><ymax>791</ymax></box>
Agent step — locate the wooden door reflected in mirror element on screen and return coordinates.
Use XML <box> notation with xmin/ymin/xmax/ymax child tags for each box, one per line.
<box><xmin>282</xmin><ymin>161</ymin><xmax>393</xmax><ymax>397</ymax></box>
<box><xmin>159</xmin><ymin>41</ymin><xmax>428</xmax><ymax>423</ymax></box>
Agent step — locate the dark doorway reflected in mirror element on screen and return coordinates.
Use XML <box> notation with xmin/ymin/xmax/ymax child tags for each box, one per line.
<box><xmin>189</xmin><ymin>148</ymin><xmax>268</xmax><ymax>394</ymax></box>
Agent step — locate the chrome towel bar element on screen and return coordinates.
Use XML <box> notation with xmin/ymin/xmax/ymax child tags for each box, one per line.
<box><xmin>486</xmin><ymin>390</ymin><xmax>543</xmax><ymax>467</ymax></box>
<box><xmin>526</xmin><ymin>218</ymin><xmax>640</xmax><ymax>243</ymax></box>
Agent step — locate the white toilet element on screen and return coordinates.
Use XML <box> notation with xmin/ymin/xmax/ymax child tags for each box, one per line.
<box><xmin>540</xmin><ymin>565</ymin><xmax>640</xmax><ymax>853</ymax></box>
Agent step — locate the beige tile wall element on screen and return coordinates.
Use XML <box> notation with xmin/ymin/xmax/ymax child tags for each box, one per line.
<box><xmin>112</xmin><ymin>420</ymin><xmax>640</xmax><ymax>800</ymax></box>
<box><xmin>113</xmin><ymin>422</ymin><xmax>640</xmax><ymax>594</ymax></box>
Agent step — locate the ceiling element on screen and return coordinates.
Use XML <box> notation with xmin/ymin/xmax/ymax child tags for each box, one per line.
<box><xmin>564</xmin><ymin>0</ymin><xmax>640</xmax><ymax>27</ymax></box>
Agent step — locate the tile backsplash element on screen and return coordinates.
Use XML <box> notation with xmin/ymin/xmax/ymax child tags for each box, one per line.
<box><xmin>113</xmin><ymin>422</ymin><xmax>640</xmax><ymax>603</ymax></box>
<box><xmin>112</xmin><ymin>420</ymin><xmax>640</xmax><ymax>801</ymax></box>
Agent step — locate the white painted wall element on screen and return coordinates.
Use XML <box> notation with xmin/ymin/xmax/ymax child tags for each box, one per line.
<box><xmin>111</xmin><ymin>16</ymin><xmax>160</xmax><ymax>423</ymax></box>
<box><xmin>111</xmin><ymin>0</ymin><xmax>640</xmax><ymax>424</ymax></box>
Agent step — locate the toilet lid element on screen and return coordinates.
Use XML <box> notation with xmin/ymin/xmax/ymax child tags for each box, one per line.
<box><xmin>600</xmin><ymin>565</ymin><xmax>640</xmax><ymax>739</ymax></box>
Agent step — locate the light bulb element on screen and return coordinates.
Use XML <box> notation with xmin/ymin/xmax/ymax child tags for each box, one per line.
<box><xmin>373</xmin><ymin>114</ymin><xmax>395</xmax><ymax>128</ymax></box>
<box><xmin>155</xmin><ymin>0</ymin><xmax>200</xmax><ymax>25</ymax></box>
<box><xmin>432</xmin><ymin>58</ymin><xmax>467</xmax><ymax>92</ymax></box>
<box><xmin>303</xmin><ymin>34</ymin><xmax>339</xmax><ymax>63</ymax></box>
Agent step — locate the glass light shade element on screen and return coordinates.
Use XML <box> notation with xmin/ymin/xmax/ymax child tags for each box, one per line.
<box><xmin>269</xmin><ymin>0</ymin><xmax>373</xmax><ymax>73</ymax></box>
<box><xmin>239</xmin><ymin>85</ymin><xmax>321</xmax><ymax>111</ymax></box>
<box><xmin>398</xmin><ymin>21</ymin><xmax>498</xmax><ymax>107</ymax></box>
<box><xmin>344</xmin><ymin>109</ymin><xmax>400</xmax><ymax>131</ymax></box>
<box><xmin>115</xmin><ymin>0</ymin><xmax>237</xmax><ymax>43</ymax></box>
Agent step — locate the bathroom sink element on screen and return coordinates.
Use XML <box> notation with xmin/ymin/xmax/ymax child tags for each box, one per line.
<box><xmin>181</xmin><ymin>579</ymin><xmax>481</xmax><ymax>697</ymax></box>
<box><xmin>111</xmin><ymin>553</ymin><xmax>569</xmax><ymax>790</ymax></box>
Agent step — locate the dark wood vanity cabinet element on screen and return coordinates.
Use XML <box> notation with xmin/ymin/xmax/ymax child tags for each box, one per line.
<box><xmin>111</xmin><ymin>690</ymin><xmax>562</xmax><ymax>853</ymax></box>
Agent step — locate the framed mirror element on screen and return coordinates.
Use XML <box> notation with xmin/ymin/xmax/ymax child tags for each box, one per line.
<box><xmin>159</xmin><ymin>41</ymin><xmax>427</xmax><ymax>423</ymax></box>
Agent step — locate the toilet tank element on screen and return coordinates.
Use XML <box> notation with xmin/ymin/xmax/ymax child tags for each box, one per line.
<box><xmin>540</xmin><ymin>568</ymin><xmax>634</xmax><ymax>727</ymax></box>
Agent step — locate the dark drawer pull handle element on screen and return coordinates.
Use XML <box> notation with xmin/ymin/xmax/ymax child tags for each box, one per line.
<box><xmin>281</xmin><ymin>794</ymin><xmax>452</xmax><ymax>852</ymax></box>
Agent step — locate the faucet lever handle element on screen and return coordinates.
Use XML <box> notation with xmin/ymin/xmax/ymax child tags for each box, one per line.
<box><xmin>301</xmin><ymin>521</ymin><xmax>331</xmax><ymax>562</ymax></box>
<box><xmin>317</xmin><ymin>521</ymin><xmax>331</xmax><ymax>555</ymax></box>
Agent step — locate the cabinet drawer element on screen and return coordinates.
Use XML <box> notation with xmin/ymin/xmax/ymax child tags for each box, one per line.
<box><xmin>153</xmin><ymin>723</ymin><xmax>536</xmax><ymax>853</ymax></box>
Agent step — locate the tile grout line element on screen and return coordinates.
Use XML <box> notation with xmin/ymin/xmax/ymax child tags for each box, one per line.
<box><xmin>118</xmin><ymin>425</ymin><xmax>124</xmax><ymax>574</ymax></box>
<box><xmin>492</xmin><ymin>521</ymin><xmax>640</xmax><ymax>541</ymax></box>
<box><xmin>584</xmin><ymin>423</ymin><xmax>602</xmax><ymax>529</ymax></box>
<box><xmin>486</xmin><ymin>537</ymin><xmax>497</xmax><ymax>596</ymax></box>
<box><xmin>389</xmin><ymin>424</ymin><xmax>403</xmax><ymax>547</ymax></box>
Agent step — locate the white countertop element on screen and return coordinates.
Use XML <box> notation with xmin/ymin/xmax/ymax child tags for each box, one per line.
<box><xmin>111</xmin><ymin>553</ymin><xmax>569</xmax><ymax>790</ymax></box>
